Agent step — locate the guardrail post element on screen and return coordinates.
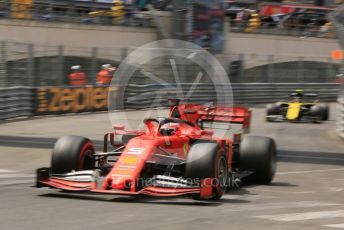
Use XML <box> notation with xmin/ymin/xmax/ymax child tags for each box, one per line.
<box><xmin>57</xmin><ymin>45</ymin><xmax>65</xmax><ymax>86</ymax></box>
<box><xmin>0</xmin><ymin>41</ymin><xmax>7</xmax><ymax>87</ymax></box>
<box><xmin>297</xmin><ymin>56</ymin><xmax>304</xmax><ymax>82</ymax></box>
<box><xmin>27</xmin><ymin>43</ymin><xmax>35</xmax><ymax>86</ymax></box>
<box><xmin>90</xmin><ymin>47</ymin><xmax>98</xmax><ymax>85</ymax></box>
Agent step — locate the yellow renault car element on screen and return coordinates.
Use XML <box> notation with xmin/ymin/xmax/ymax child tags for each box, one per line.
<box><xmin>266</xmin><ymin>90</ymin><xmax>329</xmax><ymax>122</ymax></box>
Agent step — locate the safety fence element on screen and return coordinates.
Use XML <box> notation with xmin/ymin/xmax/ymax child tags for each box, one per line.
<box><xmin>338</xmin><ymin>95</ymin><xmax>344</xmax><ymax>140</ymax></box>
<box><xmin>0</xmin><ymin>42</ymin><xmax>126</xmax><ymax>87</ymax></box>
<box><xmin>0</xmin><ymin>40</ymin><xmax>341</xmax><ymax>88</ymax></box>
<box><xmin>0</xmin><ymin>83</ymin><xmax>341</xmax><ymax>120</ymax></box>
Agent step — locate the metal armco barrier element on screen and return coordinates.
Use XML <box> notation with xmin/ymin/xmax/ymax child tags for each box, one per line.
<box><xmin>122</xmin><ymin>83</ymin><xmax>341</xmax><ymax>109</ymax></box>
<box><xmin>0</xmin><ymin>83</ymin><xmax>341</xmax><ymax>120</ymax></box>
<box><xmin>0</xmin><ymin>87</ymin><xmax>35</xmax><ymax>120</ymax></box>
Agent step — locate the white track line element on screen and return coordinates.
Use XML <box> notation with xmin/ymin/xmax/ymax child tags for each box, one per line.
<box><xmin>277</xmin><ymin>168</ymin><xmax>344</xmax><ymax>175</ymax></box>
<box><xmin>324</xmin><ymin>224</ymin><xmax>344</xmax><ymax>228</ymax></box>
<box><xmin>0</xmin><ymin>179</ymin><xmax>33</xmax><ymax>186</ymax></box>
<box><xmin>0</xmin><ymin>174</ymin><xmax>34</xmax><ymax>178</ymax></box>
<box><xmin>0</xmin><ymin>169</ymin><xmax>16</xmax><ymax>173</ymax></box>
<box><xmin>329</xmin><ymin>187</ymin><xmax>344</xmax><ymax>192</ymax></box>
<box><xmin>249</xmin><ymin>188</ymin><xmax>314</xmax><ymax>194</ymax></box>
<box><xmin>222</xmin><ymin>201</ymin><xmax>341</xmax><ymax>212</ymax></box>
<box><xmin>254</xmin><ymin>210</ymin><xmax>344</xmax><ymax>221</ymax></box>
<box><xmin>222</xmin><ymin>194</ymin><xmax>272</xmax><ymax>201</ymax></box>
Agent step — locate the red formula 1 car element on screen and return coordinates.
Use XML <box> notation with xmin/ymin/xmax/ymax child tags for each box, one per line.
<box><xmin>36</xmin><ymin>100</ymin><xmax>277</xmax><ymax>200</ymax></box>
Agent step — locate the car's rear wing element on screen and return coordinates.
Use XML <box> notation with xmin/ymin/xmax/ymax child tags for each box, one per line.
<box><xmin>170</xmin><ymin>103</ymin><xmax>251</xmax><ymax>134</ymax></box>
<box><xmin>197</xmin><ymin>106</ymin><xmax>252</xmax><ymax>134</ymax></box>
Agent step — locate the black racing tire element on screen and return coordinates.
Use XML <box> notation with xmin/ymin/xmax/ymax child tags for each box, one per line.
<box><xmin>266</xmin><ymin>104</ymin><xmax>280</xmax><ymax>115</ymax></box>
<box><xmin>318</xmin><ymin>103</ymin><xmax>329</xmax><ymax>121</ymax></box>
<box><xmin>51</xmin><ymin>135</ymin><xmax>95</xmax><ymax>174</ymax></box>
<box><xmin>185</xmin><ymin>142</ymin><xmax>228</xmax><ymax>200</ymax></box>
<box><xmin>310</xmin><ymin>104</ymin><xmax>327</xmax><ymax>122</ymax></box>
<box><xmin>266</xmin><ymin>104</ymin><xmax>280</xmax><ymax>121</ymax></box>
<box><xmin>239</xmin><ymin>136</ymin><xmax>277</xmax><ymax>184</ymax></box>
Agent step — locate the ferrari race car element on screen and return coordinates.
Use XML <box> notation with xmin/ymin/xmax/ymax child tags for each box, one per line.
<box><xmin>36</xmin><ymin>100</ymin><xmax>277</xmax><ymax>200</ymax></box>
<box><xmin>266</xmin><ymin>90</ymin><xmax>329</xmax><ymax>123</ymax></box>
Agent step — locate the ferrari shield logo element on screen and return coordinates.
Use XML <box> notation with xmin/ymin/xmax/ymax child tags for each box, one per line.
<box><xmin>183</xmin><ymin>142</ymin><xmax>189</xmax><ymax>156</ymax></box>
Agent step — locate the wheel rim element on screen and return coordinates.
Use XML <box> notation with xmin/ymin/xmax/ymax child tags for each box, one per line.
<box><xmin>82</xmin><ymin>150</ymin><xmax>94</xmax><ymax>170</ymax></box>
<box><xmin>217</xmin><ymin>156</ymin><xmax>228</xmax><ymax>191</ymax></box>
<box><xmin>77</xmin><ymin>143</ymin><xmax>94</xmax><ymax>171</ymax></box>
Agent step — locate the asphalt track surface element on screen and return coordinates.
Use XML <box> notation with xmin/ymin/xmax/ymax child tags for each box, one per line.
<box><xmin>0</xmin><ymin>104</ymin><xmax>344</xmax><ymax>230</ymax></box>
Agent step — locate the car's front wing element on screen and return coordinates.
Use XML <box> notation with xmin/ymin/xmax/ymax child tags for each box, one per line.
<box><xmin>266</xmin><ymin>115</ymin><xmax>321</xmax><ymax>123</ymax></box>
<box><xmin>36</xmin><ymin>168</ymin><xmax>213</xmax><ymax>198</ymax></box>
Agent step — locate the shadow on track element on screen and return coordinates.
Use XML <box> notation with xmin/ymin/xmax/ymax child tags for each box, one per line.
<box><xmin>278</xmin><ymin>150</ymin><xmax>344</xmax><ymax>166</ymax></box>
<box><xmin>38</xmin><ymin>187</ymin><xmax>256</xmax><ymax>206</ymax></box>
<box><xmin>39</xmin><ymin>193</ymin><xmax>226</xmax><ymax>206</ymax></box>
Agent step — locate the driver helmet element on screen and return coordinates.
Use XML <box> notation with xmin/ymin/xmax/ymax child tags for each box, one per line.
<box><xmin>71</xmin><ymin>65</ymin><xmax>81</xmax><ymax>71</ymax></box>
<box><xmin>160</xmin><ymin>123</ymin><xmax>179</xmax><ymax>136</ymax></box>
<box><xmin>101</xmin><ymin>64</ymin><xmax>111</xmax><ymax>70</ymax></box>
<box><xmin>292</xmin><ymin>89</ymin><xmax>304</xmax><ymax>99</ymax></box>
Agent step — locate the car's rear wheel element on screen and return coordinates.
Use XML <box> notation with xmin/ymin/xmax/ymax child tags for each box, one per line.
<box><xmin>239</xmin><ymin>136</ymin><xmax>276</xmax><ymax>184</ymax></box>
<box><xmin>310</xmin><ymin>104</ymin><xmax>328</xmax><ymax>122</ymax></box>
<box><xmin>185</xmin><ymin>142</ymin><xmax>228</xmax><ymax>200</ymax></box>
<box><xmin>51</xmin><ymin>135</ymin><xmax>95</xmax><ymax>174</ymax></box>
<box><xmin>318</xmin><ymin>103</ymin><xmax>329</xmax><ymax>121</ymax></box>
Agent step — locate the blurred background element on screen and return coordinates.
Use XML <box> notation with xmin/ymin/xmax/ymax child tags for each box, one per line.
<box><xmin>0</xmin><ymin>0</ymin><xmax>343</xmax><ymax>128</ymax></box>
<box><xmin>0</xmin><ymin>0</ymin><xmax>342</xmax><ymax>87</ymax></box>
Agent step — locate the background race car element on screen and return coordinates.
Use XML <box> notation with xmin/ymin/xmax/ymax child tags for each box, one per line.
<box><xmin>266</xmin><ymin>90</ymin><xmax>329</xmax><ymax>123</ymax></box>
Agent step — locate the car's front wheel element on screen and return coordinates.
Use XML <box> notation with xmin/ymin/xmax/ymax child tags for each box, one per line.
<box><xmin>185</xmin><ymin>142</ymin><xmax>228</xmax><ymax>200</ymax></box>
<box><xmin>51</xmin><ymin>135</ymin><xmax>95</xmax><ymax>174</ymax></box>
<box><xmin>266</xmin><ymin>104</ymin><xmax>280</xmax><ymax>121</ymax></box>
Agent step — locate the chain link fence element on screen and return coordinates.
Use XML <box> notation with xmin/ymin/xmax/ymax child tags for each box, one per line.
<box><xmin>0</xmin><ymin>41</ymin><xmax>125</xmax><ymax>87</ymax></box>
<box><xmin>0</xmin><ymin>40</ymin><xmax>341</xmax><ymax>87</ymax></box>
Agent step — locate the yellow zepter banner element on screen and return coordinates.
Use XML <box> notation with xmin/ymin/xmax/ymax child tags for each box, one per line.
<box><xmin>11</xmin><ymin>0</ymin><xmax>33</xmax><ymax>19</ymax></box>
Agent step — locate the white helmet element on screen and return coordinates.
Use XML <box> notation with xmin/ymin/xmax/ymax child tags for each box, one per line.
<box><xmin>101</xmin><ymin>64</ymin><xmax>111</xmax><ymax>70</ymax></box>
<box><xmin>71</xmin><ymin>65</ymin><xmax>81</xmax><ymax>70</ymax></box>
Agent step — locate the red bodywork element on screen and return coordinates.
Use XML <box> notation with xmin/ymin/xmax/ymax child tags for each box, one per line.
<box><xmin>37</xmin><ymin>103</ymin><xmax>251</xmax><ymax>199</ymax></box>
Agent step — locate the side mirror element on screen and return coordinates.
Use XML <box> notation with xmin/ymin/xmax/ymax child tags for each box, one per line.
<box><xmin>113</xmin><ymin>124</ymin><xmax>125</xmax><ymax>131</ymax></box>
<box><xmin>168</xmin><ymin>99</ymin><xmax>180</xmax><ymax>106</ymax></box>
<box><xmin>201</xmin><ymin>129</ymin><xmax>214</xmax><ymax>136</ymax></box>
